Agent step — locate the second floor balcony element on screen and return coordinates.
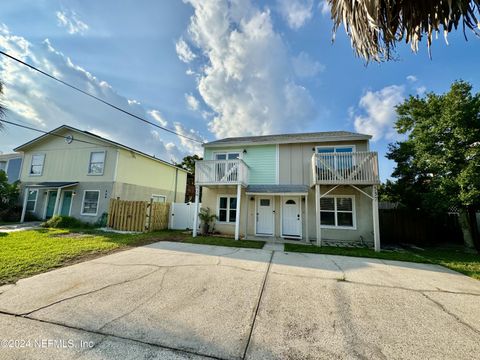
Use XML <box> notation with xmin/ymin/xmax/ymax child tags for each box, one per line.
<box><xmin>195</xmin><ymin>159</ymin><xmax>249</xmax><ymax>186</ymax></box>
<box><xmin>311</xmin><ymin>151</ymin><xmax>380</xmax><ymax>185</ymax></box>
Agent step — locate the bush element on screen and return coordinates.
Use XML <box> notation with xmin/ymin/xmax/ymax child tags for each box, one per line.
<box><xmin>41</xmin><ymin>216</ymin><xmax>91</xmax><ymax>229</ymax></box>
<box><xmin>0</xmin><ymin>205</ymin><xmax>22</xmax><ymax>222</ymax></box>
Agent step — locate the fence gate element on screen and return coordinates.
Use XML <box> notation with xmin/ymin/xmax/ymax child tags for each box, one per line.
<box><xmin>170</xmin><ymin>202</ymin><xmax>201</xmax><ymax>230</ymax></box>
<box><xmin>108</xmin><ymin>199</ymin><xmax>170</xmax><ymax>232</ymax></box>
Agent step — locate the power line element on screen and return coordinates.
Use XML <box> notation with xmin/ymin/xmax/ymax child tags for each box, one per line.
<box><xmin>0</xmin><ymin>119</ymin><xmax>116</xmax><ymax>147</ymax></box>
<box><xmin>0</xmin><ymin>50</ymin><xmax>204</xmax><ymax>144</ymax></box>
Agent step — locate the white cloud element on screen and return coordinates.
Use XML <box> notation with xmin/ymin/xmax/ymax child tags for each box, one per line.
<box><xmin>185</xmin><ymin>93</ymin><xmax>200</xmax><ymax>111</ymax></box>
<box><xmin>277</xmin><ymin>0</ymin><xmax>314</xmax><ymax>29</ymax></box>
<box><xmin>175</xmin><ymin>38</ymin><xmax>196</xmax><ymax>63</ymax></box>
<box><xmin>56</xmin><ymin>10</ymin><xmax>89</xmax><ymax>35</ymax></box>
<box><xmin>173</xmin><ymin>122</ymin><xmax>204</xmax><ymax>155</ymax></box>
<box><xmin>416</xmin><ymin>86</ymin><xmax>427</xmax><ymax>96</ymax></box>
<box><xmin>292</xmin><ymin>51</ymin><xmax>325</xmax><ymax>78</ymax></box>
<box><xmin>352</xmin><ymin>85</ymin><xmax>405</xmax><ymax>141</ymax></box>
<box><xmin>0</xmin><ymin>24</ymin><xmax>201</xmax><ymax>163</ymax></box>
<box><xmin>319</xmin><ymin>1</ymin><xmax>331</xmax><ymax>16</ymax></box>
<box><xmin>180</xmin><ymin>0</ymin><xmax>315</xmax><ymax>139</ymax></box>
<box><xmin>406</xmin><ymin>75</ymin><xmax>418</xmax><ymax>83</ymax></box>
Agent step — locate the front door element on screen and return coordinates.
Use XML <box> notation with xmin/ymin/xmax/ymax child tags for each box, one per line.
<box><xmin>45</xmin><ymin>191</ymin><xmax>57</xmax><ymax>219</ymax></box>
<box><xmin>256</xmin><ymin>197</ymin><xmax>274</xmax><ymax>235</ymax></box>
<box><xmin>282</xmin><ymin>197</ymin><xmax>301</xmax><ymax>238</ymax></box>
<box><xmin>60</xmin><ymin>191</ymin><xmax>73</xmax><ymax>216</ymax></box>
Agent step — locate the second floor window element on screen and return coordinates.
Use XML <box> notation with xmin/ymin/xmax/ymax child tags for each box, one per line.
<box><xmin>316</xmin><ymin>146</ymin><xmax>354</xmax><ymax>171</ymax></box>
<box><xmin>88</xmin><ymin>151</ymin><xmax>105</xmax><ymax>175</ymax></box>
<box><xmin>30</xmin><ymin>154</ymin><xmax>45</xmax><ymax>176</ymax></box>
<box><xmin>214</xmin><ymin>152</ymin><xmax>240</xmax><ymax>182</ymax></box>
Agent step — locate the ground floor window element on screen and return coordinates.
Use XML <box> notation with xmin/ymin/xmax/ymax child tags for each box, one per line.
<box><xmin>320</xmin><ymin>195</ymin><xmax>355</xmax><ymax>228</ymax></box>
<box><xmin>26</xmin><ymin>189</ymin><xmax>38</xmax><ymax>212</ymax></box>
<box><xmin>81</xmin><ymin>190</ymin><xmax>100</xmax><ymax>215</ymax></box>
<box><xmin>218</xmin><ymin>196</ymin><xmax>237</xmax><ymax>223</ymax></box>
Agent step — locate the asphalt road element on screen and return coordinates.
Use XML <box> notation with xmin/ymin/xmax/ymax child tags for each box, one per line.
<box><xmin>0</xmin><ymin>241</ymin><xmax>479</xmax><ymax>359</ymax></box>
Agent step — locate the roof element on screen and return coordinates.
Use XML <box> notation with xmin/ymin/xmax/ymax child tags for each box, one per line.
<box><xmin>246</xmin><ymin>184</ymin><xmax>309</xmax><ymax>194</ymax></box>
<box><xmin>204</xmin><ymin>131</ymin><xmax>371</xmax><ymax>147</ymax></box>
<box><xmin>14</xmin><ymin>125</ymin><xmax>188</xmax><ymax>173</ymax></box>
<box><xmin>28</xmin><ymin>182</ymin><xmax>79</xmax><ymax>188</ymax></box>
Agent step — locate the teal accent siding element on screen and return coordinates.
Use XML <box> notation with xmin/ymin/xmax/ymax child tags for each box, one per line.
<box><xmin>204</xmin><ymin>145</ymin><xmax>277</xmax><ymax>184</ymax></box>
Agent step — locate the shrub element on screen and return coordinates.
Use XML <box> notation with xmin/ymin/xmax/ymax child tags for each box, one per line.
<box><xmin>41</xmin><ymin>216</ymin><xmax>91</xmax><ymax>229</ymax></box>
<box><xmin>0</xmin><ymin>205</ymin><xmax>21</xmax><ymax>222</ymax></box>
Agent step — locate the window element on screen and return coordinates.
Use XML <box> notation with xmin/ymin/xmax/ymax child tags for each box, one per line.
<box><xmin>6</xmin><ymin>158</ymin><xmax>22</xmax><ymax>183</ymax></box>
<box><xmin>214</xmin><ymin>152</ymin><xmax>241</xmax><ymax>182</ymax></box>
<box><xmin>218</xmin><ymin>196</ymin><xmax>237</xmax><ymax>223</ymax></box>
<box><xmin>81</xmin><ymin>190</ymin><xmax>100</xmax><ymax>215</ymax></box>
<box><xmin>152</xmin><ymin>194</ymin><xmax>166</xmax><ymax>203</ymax></box>
<box><xmin>30</xmin><ymin>154</ymin><xmax>45</xmax><ymax>176</ymax></box>
<box><xmin>320</xmin><ymin>196</ymin><xmax>355</xmax><ymax>228</ymax></box>
<box><xmin>26</xmin><ymin>189</ymin><xmax>38</xmax><ymax>212</ymax></box>
<box><xmin>316</xmin><ymin>146</ymin><xmax>355</xmax><ymax>171</ymax></box>
<box><xmin>260</xmin><ymin>199</ymin><xmax>270</xmax><ymax>206</ymax></box>
<box><xmin>88</xmin><ymin>151</ymin><xmax>106</xmax><ymax>175</ymax></box>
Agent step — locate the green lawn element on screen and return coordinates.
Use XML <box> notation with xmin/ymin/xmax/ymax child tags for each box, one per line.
<box><xmin>284</xmin><ymin>243</ymin><xmax>480</xmax><ymax>280</ymax></box>
<box><xmin>0</xmin><ymin>229</ymin><xmax>264</xmax><ymax>285</ymax></box>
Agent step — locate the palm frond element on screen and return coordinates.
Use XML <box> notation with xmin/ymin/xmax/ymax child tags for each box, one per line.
<box><xmin>329</xmin><ymin>0</ymin><xmax>480</xmax><ymax>61</ymax></box>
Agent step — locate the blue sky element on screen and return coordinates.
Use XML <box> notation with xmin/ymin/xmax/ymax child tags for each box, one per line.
<box><xmin>0</xmin><ymin>0</ymin><xmax>479</xmax><ymax>180</ymax></box>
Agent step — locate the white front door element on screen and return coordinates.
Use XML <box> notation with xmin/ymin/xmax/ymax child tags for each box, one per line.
<box><xmin>282</xmin><ymin>197</ymin><xmax>301</xmax><ymax>238</ymax></box>
<box><xmin>256</xmin><ymin>197</ymin><xmax>274</xmax><ymax>235</ymax></box>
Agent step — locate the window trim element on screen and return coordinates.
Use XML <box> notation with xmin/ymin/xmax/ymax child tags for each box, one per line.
<box><xmin>320</xmin><ymin>195</ymin><xmax>357</xmax><ymax>230</ymax></box>
<box><xmin>217</xmin><ymin>194</ymin><xmax>238</xmax><ymax>224</ymax></box>
<box><xmin>151</xmin><ymin>194</ymin><xmax>166</xmax><ymax>203</ymax></box>
<box><xmin>80</xmin><ymin>190</ymin><xmax>101</xmax><ymax>216</ymax></box>
<box><xmin>87</xmin><ymin>151</ymin><xmax>106</xmax><ymax>176</ymax></box>
<box><xmin>212</xmin><ymin>150</ymin><xmax>243</xmax><ymax>160</ymax></box>
<box><xmin>29</xmin><ymin>153</ymin><xmax>45</xmax><ymax>177</ymax></box>
<box><xmin>315</xmin><ymin>144</ymin><xmax>356</xmax><ymax>153</ymax></box>
<box><xmin>25</xmin><ymin>189</ymin><xmax>39</xmax><ymax>212</ymax></box>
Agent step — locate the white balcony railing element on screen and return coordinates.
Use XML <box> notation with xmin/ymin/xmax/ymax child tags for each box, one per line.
<box><xmin>195</xmin><ymin>159</ymin><xmax>249</xmax><ymax>186</ymax></box>
<box><xmin>311</xmin><ymin>151</ymin><xmax>380</xmax><ymax>185</ymax></box>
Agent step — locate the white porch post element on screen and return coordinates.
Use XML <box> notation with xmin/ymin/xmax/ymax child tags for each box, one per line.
<box><xmin>244</xmin><ymin>194</ymin><xmax>249</xmax><ymax>240</ymax></box>
<box><xmin>315</xmin><ymin>184</ymin><xmax>321</xmax><ymax>246</ymax></box>
<box><xmin>372</xmin><ymin>185</ymin><xmax>381</xmax><ymax>252</ymax></box>
<box><xmin>305</xmin><ymin>194</ymin><xmax>309</xmax><ymax>243</ymax></box>
<box><xmin>20</xmin><ymin>187</ymin><xmax>29</xmax><ymax>223</ymax></box>
<box><xmin>52</xmin><ymin>188</ymin><xmax>62</xmax><ymax>216</ymax></box>
<box><xmin>235</xmin><ymin>184</ymin><xmax>241</xmax><ymax>240</ymax></box>
<box><xmin>192</xmin><ymin>185</ymin><xmax>200</xmax><ymax>237</ymax></box>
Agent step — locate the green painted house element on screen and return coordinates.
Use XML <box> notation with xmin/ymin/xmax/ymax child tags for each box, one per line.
<box><xmin>194</xmin><ymin>132</ymin><xmax>382</xmax><ymax>250</ymax></box>
<box><xmin>15</xmin><ymin>125</ymin><xmax>187</xmax><ymax>223</ymax></box>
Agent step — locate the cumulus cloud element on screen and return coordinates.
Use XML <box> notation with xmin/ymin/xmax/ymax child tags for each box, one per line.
<box><xmin>319</xmin><ymin>1</ymin><xmax>331</xmax><ymax>16</ymax></box>
<box><xmin>352</xmin><ymin>85</ymin><xmax>405</xmax><ymax>141</ymax></box>
<box><xmin>179</xmin><ymin>0</ymin><xmax>315</xmax><ymax>139</ymax></box>
<box><xmin>416</xmin><ymin>86</ymin><xmax>427</xmax><ymax>96</ymax></box>
<box><xmin>406</xmin><ymin>75</ymin><xmax>418</xmax><ymax>83</ymax></box>
<box><xmin>185</xmin><ymin>93</ymin><xmax>200</xmax><ymax>111</ymax></box>
<box><xmin>292</xmin><ymin>51</ymin><xmax>325</xmax><ymax>78</ymax></box>
<box><xmin>175</xmin><ymin>38</ymin><xmax>196</xmax><ymax>63</ymax></box>
<box><xmin>277</xmin><ymin>0</ymin><xmax>314</xmax><ymax>29</ymax></box>
<box><xmin>56</xmin><ymin>10</ymin><xmax>89</xmax><ymax>35</ymax></box>
<box><xmin>173</xmin><ymin>122</ymin><xmax>204</xmax><ymax>155</ymax></box>
<box><xmin>0</xmin><ymin>24</ymin><xmax>201</xmax><ymax>163</ymax></box>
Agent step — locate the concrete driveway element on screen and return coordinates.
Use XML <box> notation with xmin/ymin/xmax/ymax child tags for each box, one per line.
<box><xmin>0</xmin><ymin>242</ymin><xmax>479</xmax><ymax>360</ymax></box>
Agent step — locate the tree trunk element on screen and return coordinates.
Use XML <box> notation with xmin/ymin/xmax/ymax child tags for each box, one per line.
<box><xmin>459</xmin><ymin>208</ymin><xmax>480</xmax><ymax>252</ymax></box>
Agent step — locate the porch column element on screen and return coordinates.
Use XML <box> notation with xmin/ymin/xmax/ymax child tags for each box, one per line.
<box><xmin>372</xmin><ymin>185</ymin><xmax>381</xmax><ymax>252</ymax></box>
<box><xmin>244</xmin><ymin>194</ymin><xmax>249</xmax><ymax>240</ymax></box>
<box><xmin>52</xmin><ymin>187</ymin><xmax>62</xmax><ymax>216</ymax></box>
<box><xmin>305</xmin><ymin>194</ymin><xmax>309</xmax><ymax>243</ymax></box>
<box><xmin>315</xmin><ymin>184</ymin><xmax>321</xmax><ymax>246</ymax></box>
<box><xmin>192</xmin><ymin>185</ymin><xmax>200</xmax><ymax>237</ymax></box>
<box><xmin>235</xmin><ymin>184</ymin><xmax>241</xmax><ymax>240</ymax></box>
<box><xmin>20</xmin><ymin>187</ymin><xmax>29</xmax><ymax>223</ymax></box>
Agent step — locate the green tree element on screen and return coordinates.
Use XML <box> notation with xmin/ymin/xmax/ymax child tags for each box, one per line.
<box><xmin>0</xmin><ymin>171</ymin><xmax>19</xmax><ymax>211</ymax></box>
<box><xmin>175</xmin><ymin>154</ymin><xmax>202</xmax><ymax>174</ymax></box>
<box><xmin>387</xmin><ymin>81</ymin><xmax>480</xmax><ymax>251</ymax></box>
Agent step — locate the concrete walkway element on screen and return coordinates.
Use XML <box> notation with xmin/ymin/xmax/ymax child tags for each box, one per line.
<box><xmin>0</xmin><ymin>221</ymin><xmax>41</xmax><ymax>233</ymax></box>
<box><xmin>0</xmin><ymin>242</ymin><xmax>479</xmax><ymax>359</ymax></box>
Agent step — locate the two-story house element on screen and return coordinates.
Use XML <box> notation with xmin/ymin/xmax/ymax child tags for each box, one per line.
<box><xmin>14</xmin><ymin>125</ymin><xmax>188</xmax><ymax>223</ymax></box>
<box><xmin>0</xmin><ymin>152</ymin><xmax>23</xmax><ymax>183</ymax></box>
<box><xmin>193</xmin><ymin>131</ymin><xmax>381</xmax><ymax>251</ymax></box>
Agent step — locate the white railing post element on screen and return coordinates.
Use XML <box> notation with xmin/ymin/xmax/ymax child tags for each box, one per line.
<box><xmin>192</xmin><ymin>185</ymin><xmax>200</xmax><ymax>237</ymax></box>
<box><xmin>235</xmin><ymin>184</ymin><xmax>241</xmax><ymax>240</ymax></box>
<box><xmin>20</xmin><ymin>187</ymin><xmax>29</xmax><ymax>223</ymax></box>
<box><xmin>372</xmin><ymin>185</ymin><xmax>381</xmax><ymax>252</ymax></box>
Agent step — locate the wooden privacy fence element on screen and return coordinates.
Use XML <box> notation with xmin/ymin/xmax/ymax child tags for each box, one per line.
<box><xmin>379</xmin><ymin>209</ymin><xmax>463</xmax><ymax>246</ymax></box>
<box><xmin>107</xmin><ymin>199</ymin><xmax>170</xmax><ymax>232</ymax></box>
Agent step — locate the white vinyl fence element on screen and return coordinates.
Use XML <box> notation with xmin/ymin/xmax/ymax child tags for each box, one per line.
<box><xmin>170</xmin><ymin>202</ymin><xmax>201</xmax><ymax>230</ymax></box>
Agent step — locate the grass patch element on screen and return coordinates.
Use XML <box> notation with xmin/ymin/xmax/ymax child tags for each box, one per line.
<box><xmin>183</xmin><ymin>236</ymin><xmax>265</xmax><ymax>249</ymax></box>
<box><xmin>284</xmin><ymin>243</ymin><xmax>480</xmax><ymax>280</ymax></box>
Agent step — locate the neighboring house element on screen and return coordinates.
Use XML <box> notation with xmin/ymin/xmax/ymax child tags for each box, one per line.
<box><xmin>0</xmin><ymin>152</ymin><xmax>23</xmax><ymax>183</ymax></box>
<box><xmin>193</xmin><ymin>132</ymin><xmax>381</xmax><ymax>250</ymax></box>
<box><xmin>14</xmin><ymin>125</ymin><xmax>188</xmax><ymax>223</ymax></box>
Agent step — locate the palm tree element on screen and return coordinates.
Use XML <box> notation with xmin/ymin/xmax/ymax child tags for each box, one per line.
<box><xmin>328</xmin><ymin>0</ymin><xmax>480</xmax><ymax>61</ymax></box>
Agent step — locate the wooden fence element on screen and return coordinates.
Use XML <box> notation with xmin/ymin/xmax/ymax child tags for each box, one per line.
<box><xmin>379</xmin><ymin>209</ymin><xmax>463</xmax><ymax>246</ymax></box>
<box><xmin>107</xmin><ymin>199</ymin><xmax>170</xmax><ymax>232</ymax></box>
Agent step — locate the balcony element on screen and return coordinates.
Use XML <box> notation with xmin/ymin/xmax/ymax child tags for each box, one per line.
<box><xmin>195</xmin><ymin>159</ymin><xmax>249</xmax><ymax>186</ymax></box>
<box><xmin>311</xmin><ymin>151</ymin><xmax>380</xmax><ymax>185</ymax></box>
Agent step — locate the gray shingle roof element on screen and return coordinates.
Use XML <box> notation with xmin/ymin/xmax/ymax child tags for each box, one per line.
<box><xmin>205</xmin><ymin>131</ymin><xmax>371</xmax><ymax>147</ymax></box>
<box><xmin>246</xmin><ymin>185</ymin><xmax>309</xmax><ymax>194</ymax></box>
